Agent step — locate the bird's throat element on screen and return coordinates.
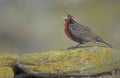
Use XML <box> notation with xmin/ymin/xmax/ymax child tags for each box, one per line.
<box><xmin>64</xmin><ymin>19</ymin><xmax>75</xmax><ymax>41</ymax></box>
<box><xmin>64</xmin><ymin>20</ymin><xmax>70</xmax><ymax>27</ymax></box>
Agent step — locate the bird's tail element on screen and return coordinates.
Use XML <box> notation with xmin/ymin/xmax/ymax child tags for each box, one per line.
<box><xmin>95</xmin><ymin>36</ymin><xmax>112</xmax><ymax>48</ymax></box>
<box><xmin>101</xmin><ymin>41</ymin><xmax>112</xmax><ymax>48</ymax></box>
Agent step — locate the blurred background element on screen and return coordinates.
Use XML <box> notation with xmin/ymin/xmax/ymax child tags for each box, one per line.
<box><xmin>0</xmin><ymin>0</ymin><xmax>120</xmax><ymax>53</ymax></box>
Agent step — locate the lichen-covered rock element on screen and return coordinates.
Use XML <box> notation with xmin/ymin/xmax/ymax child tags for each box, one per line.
<box><xmin>0</xmin><ymin>53</ymin><xmax>18</xmax><ymax>66</ymax></box>
<box><xmin>0</xmin><ymin>67</ymin><xmax>14</xmax><ymax>78</ymax></box>
<box><xmin>16</xmin><ymin>46</ymin><xmax>120</xmax><ymax>77</ymax></box>
<box><xmin>0</xmin><ymin>53</ymin><xmax>18</xmax><ymax>78</ymax></box>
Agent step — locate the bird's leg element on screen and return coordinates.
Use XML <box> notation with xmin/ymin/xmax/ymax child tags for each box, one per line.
<box><xmin>74</xmin><ymin>43</ymin><xmax>81</xmax><ymax>48</ymax></box>
<box><xmin>68</xmin><ymin>43</ymin><xmax>81</xmax><ymax>49</ymax></box>
<box><xmin>67</xmin><ymin>46</ymin><xmax>75</xmax><ymax>49</ymax></box>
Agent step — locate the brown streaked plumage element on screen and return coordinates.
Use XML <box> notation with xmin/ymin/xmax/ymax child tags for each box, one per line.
<box><xmin>63</xmin><ymin>15</ymin><xmax>112</xmax><ymax>47</ymax></box>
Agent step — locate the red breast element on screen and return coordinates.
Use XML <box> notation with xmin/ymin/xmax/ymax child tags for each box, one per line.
<box><xmin>63</xmin><ymin>15</ymin><xmax>75</xmax><ymax>41</ymax></box>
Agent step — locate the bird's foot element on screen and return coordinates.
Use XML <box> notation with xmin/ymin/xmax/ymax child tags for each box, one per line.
<box><xmin>67</xmin><ymin>46</ymin><xmax>76</xmax><ymax>49</ymax></box>
<box><xmin>74</xmin><ymin>43</ymin><xmax>81</xmax><ymax>47</ymax></box>
<box><xmin>67</xmin><ymin>44</ymin><xmax>81</xmax><ymax>49</ymax></box>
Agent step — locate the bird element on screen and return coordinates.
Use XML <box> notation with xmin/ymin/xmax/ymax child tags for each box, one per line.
<box><xmin>63</xmin><ymin>14</ymin><xmax>112</xmax><ymax>48</ymax></box>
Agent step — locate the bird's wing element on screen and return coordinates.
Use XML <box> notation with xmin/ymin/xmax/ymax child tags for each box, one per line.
<box><xmin>68</xmin><ymin>23</ymin><xmax>112</xmax><ymax>47</ymax></box>
<box><xmin>68</xmin><ymin>23</ymin><xmax>96</xmax><ymax>42</ymax></box>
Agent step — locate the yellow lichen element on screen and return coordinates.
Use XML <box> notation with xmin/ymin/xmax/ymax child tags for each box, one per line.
<box><xmin>17</xmin><ymin>46</ymin><xmax>120</xmax><ymax>76</ymax></box>
<box><xmin>0</xmin><ymin>67</ymin><xmax>14</xmax><ymax>78</ymax></box>
<box><xmin>0</xmin><ymin>53</ymin><xmax>17</xmax><ymax>78</ymax></box>
<box><xmin>0</xmin><ymin>53</ymin><xmax>18</xmax><ymax>66</ymax></box>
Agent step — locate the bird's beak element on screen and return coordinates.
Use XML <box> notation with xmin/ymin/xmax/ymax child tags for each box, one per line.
<box><xmin>62</xmin><ymin>16</ymin><xmax>68</xmax><ymax>19</ymax></box>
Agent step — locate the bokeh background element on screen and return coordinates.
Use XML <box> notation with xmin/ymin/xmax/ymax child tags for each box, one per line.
<box><xmin>0</xmin><ymin>0</ymin><xmax>120</xmax><ymax>53</ymax></box>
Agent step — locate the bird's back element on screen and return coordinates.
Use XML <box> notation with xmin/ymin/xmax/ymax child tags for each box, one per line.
<box><xmin>67</xmin><ymin>23</ymin><xmax>97</xmax><ymax>44</ymax></box>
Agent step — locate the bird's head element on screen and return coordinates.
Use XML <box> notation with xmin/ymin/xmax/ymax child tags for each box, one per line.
<box><xmin>63</xmin><ymin>15</ymin><xmax>77</xmax><ymax>26</ymax></box>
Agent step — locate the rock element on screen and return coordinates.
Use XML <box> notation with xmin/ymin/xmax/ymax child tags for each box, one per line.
<box><xmin>0</xmin><ymin>53</ymin><xmax>18</xmax><ymax>78</ymax></box>
<box><xmin>0</xmin><ymin>67</ymin><xmax>14</xmax><ymax>78</ymax></box>
<box><xmin>16</xmin><ymin>46</ymin><xmax>120</xmax><ymax>77</ymax></box>
<box><xmin>0</xmin><ymin>53</ymin><xmax>18</xmax><ymax>66</ymax></box>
